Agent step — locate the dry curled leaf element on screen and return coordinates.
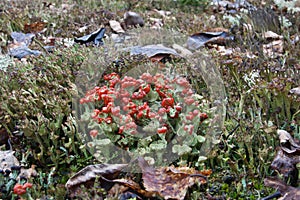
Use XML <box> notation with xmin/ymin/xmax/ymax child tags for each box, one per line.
<box><xmin>128</xmin><ymin>44</ymin><xmax>180</xmax><ymax>58</ymax></box>
<box><xmin>74</xmin><ymin>28</ymin><xmax>106</xmax><ymax>46</ymax></box>
<box><xmin>270</xmin><ymin>130</ymin><xmax>300</xmax><ymax>186</ymax></box>
<box><xmin>271</xmin><ymin>148</ymin><xmax>299</xmax><ymax>185</ymax></box>
<box><xmin>267</xmin><ymin>130</ymin><xmax>300</xmax><ymax>187</ymax></box>
<box><xmin>65</xmin><ymin>163</ymin><xmax>127</xmax><ymax>197</ymax></box>
<box><xmin>277</xmin><ymin>129</ymin><xmax>300</xmax><ymax>154</ymax></box>
<box><xmin>138</xmin><ymin>157</ymin><xmax>209</xmax><ymax>200</ymax></box>
<box><xmin>8</xmin><ymin>46</ymin><xmax>41</xmax><ymax>59</ymax></box>
<box><xmin>24</xmin><ymin>21</ymin><xmax>47</xmax><ymax>33</ymax></box>
<box><xmin>7</xmin><ymin>32</ymin><xmax>41</xmax><ymax>59</ymax></box>
<box><xmin>10</xmin><ymin>32</ymin><xmax>35</xmax><ymax>46</ymax></box>
<box><xmin>264</xmin><ymin>177</ymin><xmax>300</xmax><ymax>200</ymax></box>
<box><xmin>110</xmin><ymin>178</ymin><xmax>155</xmax><ymax>198</ymax></box>
<box><xmin>187</xmin><ymin>31</ymin><xmax>233</xmax><ymax>50</ymax></box>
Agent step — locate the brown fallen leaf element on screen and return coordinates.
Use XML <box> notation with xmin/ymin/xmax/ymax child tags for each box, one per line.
<box><xmin>65</xmin><ymin>158</ymin><xmax>210</xmax><ymax>199</ymax></box>
<box><xmin>107</xmin><ymin>182</ymin><xmax>132</xmax><ymax>197</ymax></box>
<box><xmin>138</xmin><ymin>157</ymin><xmax>209</xmax><ymax>200</ymax></box>
<box><xmin>267</xmin><ymin>130</ymin><xmax>300</xmax><ymax>187</ymax></box>
<box><xmin>65</xmin><ymin>163</ymin><xmax>128</xmax><ymax>197</ymax></box>
<box><xmin>111</xmin><ymin>178</ymin><xmax>158</xmax><ymax>198</ymax></box>
<box><xmin>264</xmin><ymin>177</ymin><xmax>300</xmax><ymax>200</ymax></box>
<box><xmin>24</xmin><ymin>21</ymin><xmax>47</xmax><ymax>33</ymax></box>
<box><xmin>271</xmin><ymin>148</ymin><xmax>299</xmax><ymax>185</ymax></box>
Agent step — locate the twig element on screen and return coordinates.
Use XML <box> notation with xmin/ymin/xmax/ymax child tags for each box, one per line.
<box><xmin>225</xmin><ymin>124</ymin><xmax>240</xmax><ymax>140</ymax></box>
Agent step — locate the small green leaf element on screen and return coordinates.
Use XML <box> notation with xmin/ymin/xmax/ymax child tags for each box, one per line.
<box><xmin>149</xmin><ymin>141</ymin><xmax>167</xmax><ymax>150</ymax></box>
<box><xmin>95</xmin><ymin>139</ymin><xmax>111</xmax><ymax>145</ymax></box>
<box><xmin>172</xmin><ymin>144</ymin><xmax>192</xmax><ymax>156</ymax></box>
<box><xmin>145</xmin><ymin>88</ymin><xmax>159</xmax><ymax>102</ymax></box>
<box><xmin>38</xmin><ymin>124</ymin><xmax>47</xmax><ymax>136</ymax></box>
<box><xmin>196</xmin><ymin>135</ymin><xmax>206</xmax><ymax>143</ymax></box>
<box><xmin>197</xmin><ymin>156</ymin><xmax>207</xmax><ymax>162</ymax></box>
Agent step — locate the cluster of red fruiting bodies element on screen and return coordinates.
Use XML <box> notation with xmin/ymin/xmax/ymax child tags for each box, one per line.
<box><xmin>80</xmin><ymin>72</ymin><xmax>208</xmax><ymax>137</ymax></box>
<box><xmin>13</xmin><ymin>182</ymin><xmax>33</xmax><ymax>196</ymax></box>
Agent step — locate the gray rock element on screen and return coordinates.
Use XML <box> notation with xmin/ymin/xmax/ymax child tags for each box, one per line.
<box><xmin>124</xmin><ymin>11</ymin><xmax>144</xmax><ymax>27</ymax></box>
